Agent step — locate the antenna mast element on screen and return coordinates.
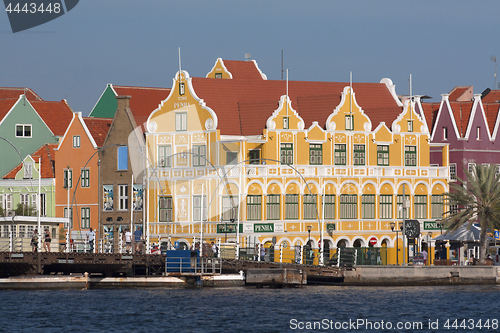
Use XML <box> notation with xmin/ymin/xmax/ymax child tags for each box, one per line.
<box><xmin>178</xmin><ymin>47</ymin><xmax>182</xmax><ymax>81</ymax></box>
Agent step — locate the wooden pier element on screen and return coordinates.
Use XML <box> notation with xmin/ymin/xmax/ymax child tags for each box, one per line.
<box><xmin>0</xmin><ymin>251</ymin><xmax>165</xmax><ymax>277</ymax></box>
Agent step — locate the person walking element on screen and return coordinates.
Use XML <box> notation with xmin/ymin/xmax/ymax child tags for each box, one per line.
<box><xmin>43</xmin><ymin>228</ymin><xmax>51</xmax><ymax>252</ymax></box>
<box><xmin>134</xmin><ymin>226</ymin><xmax>143</xmax><ymax>254</ymax></box>
<box><xmin>31</xmin><ymin>229</ymin><xmax>38</xmax><ymax>252</ymax></box>
<box><xmin>125</xmin><ymin>229</ymin><xmax>132</xmax><ymax>254</ymax></box>
<box><xmin>87</xmin><ymin>227</ymin><xmax>96</xmax><ymax>253</ymax></box>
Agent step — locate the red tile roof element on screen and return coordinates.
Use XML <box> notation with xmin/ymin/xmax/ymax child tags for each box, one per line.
<box><xmin>482</xmin><ymin>90</ymin><xmax>500</xmax><ymax>103</ymax></box>
<box><xmin>421</xmin><ymin>102</ymin><xmax>440</xmax><ymax>133</ymax></box>
<box><xmin>3</xmin><ymin>143</ymin><xmax>57</xmax><ymax>179</ymax></box>
<box><xmin>483</xmin><ymin>103</ymin><xmax>500</xmax><ymax>135</ymax></box>
<box><xmin>83</xmin><ymin>117</ymin><xmax>112</xmax><ymax>147</ymax></box>
<box><xmin>112</xmin><ymin>86</ymin><xmax>171</xmax><ymax>128</ymax></box>
<box><xmin>0</xmin><ymin>99</ymin><xmax>17</xmax><ymax>121</ymax></box>
<box><xmin>30</xmin><ymin>100</ymin><xmax>73</xmax><ymax>136</ymax></box>
<box><xmin>449</xmin><ymin>86</ymin><xmax>472</xmax><ymax>102</ymax></box>
<box><xmin>191</xmin><ymin>75</ymin><xmax>403</xmax><ymax>136</ymax></box>
<box><xmin>0</xmin><ymin>87</ymin><xmax>42</xmax><ymax>101</ymax></box>
<box><xmin>221</xmin><ymin>60</ymin><xmax>267</xmax><ymax>80</ymax></box>
<box><xmin>449</xmin><ymin>101</ymin><xmax>473</xmax><ymax>137</ymax></box>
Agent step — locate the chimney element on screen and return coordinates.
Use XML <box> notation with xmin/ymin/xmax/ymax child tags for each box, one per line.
<box><xmin>116</xmin><ymin>95</ymin><xmax>131</xmax><ymax>110</ymax></box>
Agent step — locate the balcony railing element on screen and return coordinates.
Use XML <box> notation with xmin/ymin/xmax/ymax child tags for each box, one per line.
<box><xmin>151</xmin><ymin>164</ymin><xmax>449</xmax><ymax>180</ymax></box>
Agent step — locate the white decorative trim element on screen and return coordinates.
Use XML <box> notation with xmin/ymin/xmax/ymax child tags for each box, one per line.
<box><xmin>390</xmin><ymin>99</ymin><xmax>425</xmax><ymax>134</ymax></box>
<box><xmin>146</xmin><ymin>70</ymin><xmax>218</xmax><ymax>133</ymax></box>
<box><xmin>380</xmin><ymin>78</ymin><xmax>403</xmax><ymax>107</ymax></box>
<box><xmin>148</xmin><ymin>121</ymin><xmax>157</xmax><ymax>133</ymax></box>
<box><xmin>463</xmin><ymin>94</ymin><xmax>493</xmax><ymax>141</ymax></box>
<box><xmin>265</xmin><ymin>95</ymin><xmax>304</xmax><ymax>131</ymax></box>
<box><xmin>252</xmin><ymin>60</ymin><xmax>267</xmax><ymax>80</ymax></box>
<box><xmin>430</xmin><ymin>94</ymin><xmax>460</xmax><ymax>142</ymax></box>
<box><xmin>326</xmin><ymin>86</ymin><xmax>372</xmax><ymax>132</ymax></box>
<box><xmin>206</xmin><ymin>58</ymin><xmax>233</xmax><ymax>79</ymax></box>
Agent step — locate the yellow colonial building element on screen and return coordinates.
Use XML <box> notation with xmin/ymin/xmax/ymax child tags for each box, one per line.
<box><xmin>144</xmin><ymin>58</ymin><xmax>449</xmax><ymax>265</ymax></box>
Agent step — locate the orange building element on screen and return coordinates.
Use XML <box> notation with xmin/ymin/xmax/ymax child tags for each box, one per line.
<box><xmin>54</xmin><ymin>112</ymin><xmax>111</xmax><ymax>246</ymax></box>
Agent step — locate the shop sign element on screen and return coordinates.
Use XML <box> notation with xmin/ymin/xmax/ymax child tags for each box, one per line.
<box><xmin>423</xmin><ymin>221</ymin><xmax>440</xmax><ymax>230</ymax></box>
<box><xmin>254</xmin><ymin>223</ymin><xmax>274</xmax><ymax>233</ymax></box>
<box><xmin>216</xmin><ymin>224</ymin><xmax>242</xmax><ymax>234</ymax></box>
<box><xmin>326</xmin><ymin>223</ymin><xmax>336</xmax><ymax>231</ymax></box>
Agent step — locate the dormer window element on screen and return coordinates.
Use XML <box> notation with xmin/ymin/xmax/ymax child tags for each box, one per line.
<box><xmin>215</xmin><ymin>73</ymin><xmax>222</xmax><ymax>79</ymax></box>
<box><xmin>345</xmin><ymin>115</ymin><xmax>353</xmax><ymax>130</ymax></box>
<box><xmin>283</xmin><ymin>117</ymin><xmax>289</xmax><ymax>130</ymax></box>
<box><xmin>407</xmin><ymin>120</ymin><xmax>413</xmax><ymax>132</ymax></box>
<box><xmin>24</xmin><ymin>162</ymin><xmax>33</xmax><ymax>179</ymax></box>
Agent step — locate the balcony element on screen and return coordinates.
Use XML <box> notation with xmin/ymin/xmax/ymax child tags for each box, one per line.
<box><xmin>151</xmin><ymin>164</ymin><xmax>449</xmax><ymax>180</ymax></box>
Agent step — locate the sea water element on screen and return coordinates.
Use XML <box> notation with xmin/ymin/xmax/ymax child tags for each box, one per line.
<box><xmin>1</xmin><ymin>285</ymin><xmax>499</xmax><ymax>332</ymax></box>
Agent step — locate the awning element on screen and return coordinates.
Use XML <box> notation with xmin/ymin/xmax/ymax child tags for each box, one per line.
<box><xmin>433</xmin><ymin>223</ymin><xmax>495</xmax><ymax>242</ymax></box>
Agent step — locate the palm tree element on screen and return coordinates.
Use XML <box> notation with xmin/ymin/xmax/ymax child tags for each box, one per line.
<box><xmin>443</xmin><ymin>164</ymin><xmax>500</xmax><ymax>264</ymax></box>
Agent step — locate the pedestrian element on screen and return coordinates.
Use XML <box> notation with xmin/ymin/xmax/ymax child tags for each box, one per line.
<box><xmin>125</xmin><ymin>228</ymin><xmax>132</xmax><ymax>254</ymax></box>
<box><xmin>31</xmin><ymin>229</ymin><xmax>38</xmax><ymax>252</ymax></box>
<box><xmin>422</xmin><ymin>249</ymin><xmax>428</xmax><ymax>265</ymax></box>
<box><xmin>87</xmin><ymin>227</ymin><xmax>96</xmax><ymax>253</ymax></box>
<box><xmin>260</xmin><ymin>245</ymin><xmax>266</xmax><ymax>261</ymax></box>
<box><xmin>134</xmin><ymin>226</ymin><xmax>143</xmax><ymax>254</ymax></box>
<box><xmin>43</xmin><ymin>228</ymin><xmax>51</xmax><ymax>252</ymax></box>
<box><xmin>211</xmin><ymin>241</ymin><xmax>218</xmax><ymax>258</ymax></box>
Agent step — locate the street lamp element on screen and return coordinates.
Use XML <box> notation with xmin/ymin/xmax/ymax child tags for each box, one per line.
<box><xmin>427</xmin><ymin>231</ymin><xmax>433</xmax><ymax>266</ymax></box>
<box><xmin>390</xmin><ymin>221</ymin><xmax>403</xmax><ymax>265</ymax></box>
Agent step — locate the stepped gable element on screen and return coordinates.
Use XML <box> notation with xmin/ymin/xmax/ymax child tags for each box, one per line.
<box><xmin>83</xmin><ymin>117</ymin><xmax>112</xmax><ymax>147</ymax></box>
<box><xmin>481</xmin><ymin>90</ymin><xmax>500</xmax><ymax>104</ymax></box>
<box><xmin>448</xmin><ymin>101</ymin><xmax>473</xmax><ymax>138</ymax></box>
<box><xmin>192</xmin><ymin>64</ymin><xmax>403</xmax><ymax>136</ymax></box>
<box><xmin>3</xmin><ymin>143</ymin><xmax>57</xmax><ymax>179</ymax></box>
<box><xmin>482</xmin><ymin>103</ymin><xmax>500</xmax><ymax>135</ymax></box>
<box><xmin>421</xmin><ymin>102</ymin><xmax>440</xmax><ymax>133</ymax></box>
<box><xmin>30</xmin><ymin>100</ymin><xmax>73</xmax><ymax>136</ymax></box>
<box><xmin>0</xmin><ymin>87</ymin><xmax>42</xmax><ymax>101</ymax></box>
<box><xmin>112</xmin><ymin>86</ymin><xmax>170</xmax><ymax>129</ymax></box>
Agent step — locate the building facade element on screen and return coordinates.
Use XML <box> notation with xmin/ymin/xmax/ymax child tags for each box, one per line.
<box><xmin>144</xmin><ymin>58</ymin><xmax>449</xmax><ymax>264</ymax></box>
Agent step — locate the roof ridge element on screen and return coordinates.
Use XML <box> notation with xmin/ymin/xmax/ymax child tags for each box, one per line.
<box><xmin>113</xmin><ymin>85</ymin><xmax>170</xmax><ymax>90</ymax></box>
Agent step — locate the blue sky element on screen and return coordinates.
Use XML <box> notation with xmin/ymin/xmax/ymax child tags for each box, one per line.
<box><xmin>2</xmin><ymin>0</ymin><xmax>500</xmax><ymax>115</ymax></box>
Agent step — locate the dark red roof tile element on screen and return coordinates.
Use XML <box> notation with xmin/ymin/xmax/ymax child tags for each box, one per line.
<box><xmin>30</xmin><ymin>100</ymin><xmax>73</xmax><ymax>136</ymax></box>
<box><xmin>0</xmin><ymin>87</ymin><xmax>42</xmax><ymax>101</ymax></box>
<box><xmin>83</xmin><ymin>117</ymin><xmax>112</xmax><ymax>147</ymax></box>
<box><xmin>191</xmin><ymin>76</ymin><xmax>403</xmax><ymax>136</ymax></box>
<box><xmin>3</xmin><ymin>143</ymin><xmax>57</xmax><ymax>179</ymax></box>
<box><xmin>112</xmin><ymin>86</ymin><xmax>170</xmax><ymax>128</ymax></box>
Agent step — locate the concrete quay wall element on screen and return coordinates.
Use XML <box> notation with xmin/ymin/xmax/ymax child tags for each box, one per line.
<box><xmin>344</xmin><ymin>266</ymin><xmax>500</xmax><ymax>286</ymax></box>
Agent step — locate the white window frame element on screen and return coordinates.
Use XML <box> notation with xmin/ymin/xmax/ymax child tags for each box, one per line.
<box><xmin>81</xmin><ymin>169</ymin><xmax>90</xmax><ymax>188</ymax></box>
<box><xmin>450</xmin><ymin>163</ymin><xmax>457</xmax><ymax>181</ymax></box>
<box><xmin>15</xmin><ymin>124</ymin><xmax>32</xmax><ymax>138</ymax></box>
<box><xmin>24</xmin><ymin>162</ymin><xmax>33</xmax><ymax>179</ymax></box>
<box><xmin>175</xmin><ymin>112</ymin><xmax>187</xmax><ymax>131</ymax></box>
<box><xmin>158</xmin><ymin>145</ymin><xmax>172</xmax><ymax>168</ymax></box>
<box><xmin>73</xmin><ymin>135</ymin><xmax>81</xmax><ymax>148</ymax></box>
<box><xmin>20</xmin><ymin>193</ymin><xmax>29</xmax><ymax>207</ymax></box>
<box><xmin>81</xmin><ymin>207</ymin><xmax>90</xmax><ymax>229</ymax></box>
<box><xmin>118</xmin><ymin>185</ymin><xmax>128</xmax><ymax>211</ymax></box>
<box><xmin>345</xmin><ymin>115</ymin><xmax>353</xmax><ymax>130</ymax></box>
<box><xmin>64</xmin><ymin>169</ymin><xmax>73</xmax><ymax>188</ymax></box>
